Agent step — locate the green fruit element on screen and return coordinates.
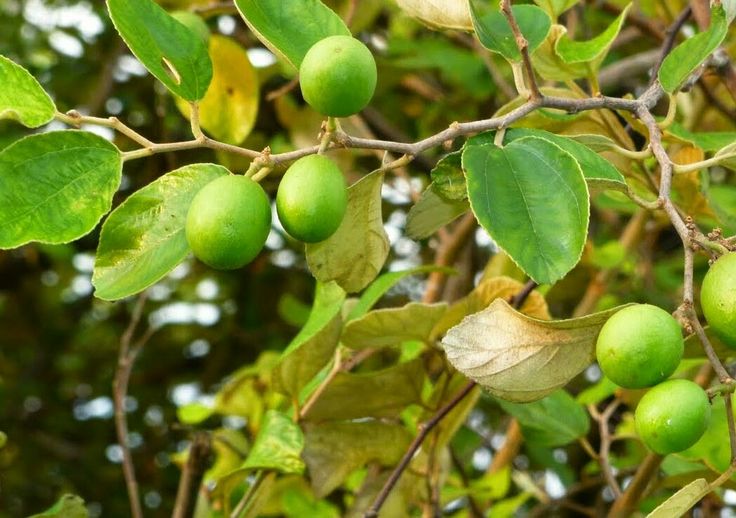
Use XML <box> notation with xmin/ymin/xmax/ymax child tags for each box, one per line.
<box><xmin>635</xmin><ymin>379</ymin><xmax>711</xmax><ymax>454</ymax></box>
<box><xmin>276</xmin><ymin>155</ymin><xmax>347</xmax><ymax>243</ymax></box>
<box><xmin>185</xmin><ymin>175</ymin><xmax>271</xmax><ymax>270</ymax></box>
<box><xmin>595</xmin><ymin>304</ymin><xmax>683</xmax><ymax>389</ymax></box>
<box><xmin>299</xmin><ymin>35</ymin><xmax>377</xmax><ymax>117</ymax></box>
<box><xmin>701</xmin><ymin>252</ymin><xmax>736</xmax><ymax>348</ymax></box>
<box><xmin>171</xmin><ymin>11</ymin><xmax>210</xmax><ymax>45</ymax></box>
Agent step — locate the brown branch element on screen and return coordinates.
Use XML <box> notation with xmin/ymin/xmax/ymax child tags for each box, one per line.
<box><xmin>172</xmin><ymin>432</ymin><xmax>212</xmax><ymax>518</ymax></box>
<box><xmin>113</xmin><ymin>294</ymin><xmax>149</xmax><ymax>518</ymax></box>
<box><xmin>363</xmin><ymin>380</ymin><xmax>478</xmax><ymax>518</ymax></box>
<box><xmin>607</xmin><ymin>453</ymin><xmax>663</xmax><ymax>518</ymax></box>
<box><xmin>487</xmin><ymin>419</ymin><xmax>522</xmax><ymax>475</ymax></box>
<box><xmin>589</xmin><ymin>400</ymin><xmax>623</xmax><ymax>498</ymax></box>
<box><xmin>423</xmin><ymin>213</ymin><xmax>477</xmax><ymax>304</ymax></box>
<box><xmin>500</xmin><ymin>0</ymin><xmax>541</xmax><ymax>100</ymax></box>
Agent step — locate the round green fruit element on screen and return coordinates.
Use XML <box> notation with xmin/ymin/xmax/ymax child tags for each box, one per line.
<box><xmin>276</xmin><ymin>155</ymin><xmax>347</xmax><ymax>243</ymax></box>
<box><xmin>701</xmin><ymin>252</ymin><xmax>736</xmax><ymax>348</ymax></box>
<box><xmin>299</xmin><ymin>35</ymin><xmax>377</xmax><ymax>117</ymax></box>
<box><xmin>635</xmin><ymin>379</ymin><xmax>710</xmax><ymax>454</ymax></box>
<box><xmin>185</xmin><ymin>175</ymin><xmax>271</xmax><ymax>270</ymax></box>
<box><xmin>595</xmin><ymin>304</ymin><xmax>683</xmax><ymax>389</ymax></box>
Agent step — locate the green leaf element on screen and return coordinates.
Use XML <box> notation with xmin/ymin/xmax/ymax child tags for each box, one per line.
<box><xmin>282</xmin><ymin>487</ymin><xmax>340</xmax><ymax>518</ymax></box>
<box><xmin>93</xmin><ymin>163</ymin><xmax>228</xmax><ymax>300</ymax></box>
<box><xmin>274</xmin><ymin>281</ymin><xmax>346</xmax><ymax>397</ymax></box>
<box><xmin>462</xmin><ymin>138</ymin><xmax>589</xmax><ymax>285</ymax></box>
<box><xmin>302</xmin><ymin>421</ymin><xmax>412</xmax><ymax>497</ymax></box>
<box><xmin>341</xmin><ymin>302</ymin><xmax>447</xmax><ymax>349</ymax></box>
<box><xmin>176</xmin><ymin>35</ymin><xmax>259</xmax><ymax>144</ymax></box>
<box><xmin>306</xmin><ymin>171</ymin><xmax>389</xmax><ymax>293</ymax></box>
<box><xmin>177</xmin><ymin>402</ymin><xmax>214</xmax><ymax>425</ymax></box>
<box><xmin>107</xmin><ymin>0</ymin><xmax>213</xmax><ymax>101</ymax></box>
<box><xmin>0</xmin><ymin>131</ymin><xmax>121</xmax><ymax>249</ymax></box>
<box><xmin>347</xmin><ymin>265</ymin><xmax>455</xmax><ymax>320</ymax></box>
<box><xmin>242</xmin><ymin>410</ymin><xmax>305</xmax><ymax>474</ymax></box>
<box><xmin>430</xmin><ymin>152</ymin><xmax>467</xmax><ymax>201</ymax></box>
<box><xmin>666</xmin><ymin>123</ymin><xmax>736</xmax><ymax>153</ymax></box>
<box><xmin>646</xmin><ymin>478</ymin><xmax>710</xmax><ymax>518</ymax></box>
<box><xmin>470</xmin><ymin>3</ymin><xmax>551</xmax><ymax>62</ymax></box>
<box><xmin>406</xmin><ymin>183</ymin><xmax>469</xmax><ymax>240</ymax></box>
<box><xmin>680</xmin><ymin>394</ymin><xmax>735</xmax><ymax>472</ymax></box>
<box><xmin>442</xmin><ymin>299</ymin><xmax>628</xmax><ymax>402</ymax></box>
<box><xmin>29</xmin><ymin>494</ymin><xmax>88</xmax><ymax>518</ymax></box>
<box><xmin>497</xmin><ymin>390</ymin><xmax>589</xmax><ymax>446</ymax></box>
<box><xmin>533</xmin><ymin>0</ymin><xmax>579</xmax><ymax>18</ymax></box>
<box><xmin>0</xmin><ymin>55</ymin><xmax>55</xmax><ymax>128</ymax></box>
<box><xmin>302</xmin><ymin>359</ymin><xmax>424</xmax><ymax>422</ymax></box>
<box><xmin>234</xmin><ymin>0</ymin><xmax>350</xmax><ymax>69</ymax></box>
<box><xmin>503</xmin><ymin>128</ymin><xmax>625</xmax><ymax>187</ymax></box>
<box><xmin>659</xmin><ymin>5</ymin><xmax>728</xmax><ymax>93</ymax></box>
<box><xmin>555</xmin><ymin>4</ymin><xmax>631</xmax><ymax>65</ymax></box>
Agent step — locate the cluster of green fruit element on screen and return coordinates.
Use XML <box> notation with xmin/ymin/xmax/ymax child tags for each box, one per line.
<box><xmin>185</xmin><ymin>35</ymin><xmax>377</xmax><ymax>270</ymax></box>
<box><xmin>596</xmin><ymin>253</ymin><xmax>736</xmax><ymax>455</ymax></box>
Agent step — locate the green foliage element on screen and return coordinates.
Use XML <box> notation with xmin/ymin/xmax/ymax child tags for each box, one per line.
<box><xmin>0</xmin><ymin>131</ymin><xmax>121</xmax><ymax>248</ymax></box>
<box><xmin>93</xmin><ymin>163</ymin><xmax>228</xmax><ymax>300</ymax></box>
<box><xmin>28</xmin><ymin>495</ymin><xmax>88</xmax><ymax>518</ymax></box>
<box><xmin>463</xmin><ymin>137</ymin><xmax>589</xmax><ymax>284</ymax></box>
<box><xmin>0</xmin><ymin>56</ymin><xmax>55</xmax><ymax>128</ymax></box>
<box><xmin>107</xmin><ymin>0</ymin><xmax>213</xmax><ymax>100</ymax></box>
<box><xmin>659</xmin><ymin>5</ymin><xmax>728</xmax><ymax>93</ymax></box>
<box><xmin>242</xmin><ymin>410</ymin><xmax>305</xmax><ymax>474</ymax></box>
<box><xmin>406</xmin><ymin>184</ymin><xmax>469</xmax><ymax>239</ymax></box>
<box><xmin>234</xmin><ymin>0</ymin><xmax>350</xmax><ymax>68</ymax></box>
<box><xmin>469</xmin><ymin>3</ymin><xmax>551</xmax><ymax>62</ymax></box>
<box><xmin>341</xmin><ymin>302</ymin><xmax>447</xmax><ymax>349</ymax></box>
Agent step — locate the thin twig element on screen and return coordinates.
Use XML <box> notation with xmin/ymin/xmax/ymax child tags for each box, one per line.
<box><xmin>500</xmin><ymin>0</ymin><xmax>541</xmax><ymax>99</ymax></box>
<box><xmin>650</xmin><ymin>6</ymin><xmax>692</xmax><ymax>83</ymax></box>
<box><xmin>589</xmin><ymin>400</ymin><xmax>623</xmax><ymax>498</ymax></box>
<box><xmin>172</xmin><ymin>432</ymin><xmax>212</xmax><ymax>518</ymax></box>
<box><xmin>363</xmin><ymin>381</ymin><xmax>478</xmax><ymax>518</ymax></box>
<box><xmin>113</xmin><ymin>294</ymin><xmax>149</xmax><ymax>518</ymax></box>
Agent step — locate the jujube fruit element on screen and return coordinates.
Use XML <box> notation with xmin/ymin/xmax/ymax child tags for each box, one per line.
<box><xmin>595</xmin><ymin>304</ymin><xmax>683</xmax><ymax>389</ymax></box>
<box><xmin>635</xmin><ymin>379</ymin><xmax>711</xmax><ymax>454</ymax></box>
<box><xmin>299</xmin><ymin>35</ymin><xmax>377</xmax><ymax>117</ymax></box>
<box><xmin>701</xmin><ymin>252</ymin><xmax>736</xmax><ymax>348</ymax></box>
<box><xmin>185</xmin><ymin>175</ymin><xmax>271</xmax><ymax>270</ymax></box>
<box><xmin>276</xmin><ymin>155</ymin><xmax>347</xmax><ymax>243</ymax></box>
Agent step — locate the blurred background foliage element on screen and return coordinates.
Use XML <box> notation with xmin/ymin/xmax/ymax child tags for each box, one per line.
<box><xmin>1</xmin><ymin>0</ymin><xmax>735</xmax><ymax>517</ymax></box>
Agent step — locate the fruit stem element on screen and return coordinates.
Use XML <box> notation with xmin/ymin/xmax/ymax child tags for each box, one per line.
<box><xmin>189</xmin><ymin>101</ymin><xmax>205</xmax><ymax>141</ymax></box>
<box><xmin>318</xmin><ymin>117</ymin><xmax>338</xmax><ymax>154</ymax></box>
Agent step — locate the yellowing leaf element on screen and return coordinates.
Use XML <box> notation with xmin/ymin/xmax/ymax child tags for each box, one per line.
<box><xmin>177</xmin><ymin>35</ymin><xmax>259</xmax><ymax>144</ymax></box>
<box><xmin>341</xmin><ymin>302</ymin><xmax>448</xmax><ymax>349</ymax></box>
<box><xmin>395</xmin><ymin>0</ymin><xmax>472</xmax><ymax>30</ymax></box>
<box><xmin>442</xmin><ymin>299</ymin><xmax>628</xmax><ymax>402</ymax></box>
<box><xmin>646</xmin><ymin>478</ymin><xmax>710</xmax><ymax>518</ymax></box>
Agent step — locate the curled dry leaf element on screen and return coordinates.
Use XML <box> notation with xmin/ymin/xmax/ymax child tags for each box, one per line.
<box><xmin>395</xmin><ymin>0</ymin><xmax>472</xmax><ymax>30</ymax></box>
<box><xmin>442</xmin><ymin>299</ymin><xmax>628</xmax><ymax>402</ymax></box>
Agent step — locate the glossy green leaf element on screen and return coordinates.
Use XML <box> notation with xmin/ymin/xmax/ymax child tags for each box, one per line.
<box><xmin>242</xmin><ymin>410</ymin><xmax>305</xmax><ymax>474</ymax></box>
<box><xmin>93</xmin><ymin>163</ymin><xmax>228</xmax><ymax>300</ymax></box>
<box><xmin>442</xmin><ymin>299</ymin><xmax>628</xmax><ymax>402</ymax></box>
<box><xmin>29</xmin><ymin>494</ymin><xmax>88</xmax><ymax>518</ymax></box>
<box><xmin>470</xmin><ymin>3</ymin><xmax>551</xmax><ymax>62</ymax></box>
<box><xmin>646</xmin><ymin>478</ymin><xmax>710</xmax><ymax>518</ymax></box>
<box><xmin>659</xmin><ymin>5</ymin><xmax>728</xmax><ymax>93</ymax></box>
<box><xmin>176</xmin><ymin>35</ymin><xmax>259</xmax><ymax>144</ymax></box>
<box><xmin>497</xmin><ymin>390</ymin><xmax>589</xmax><ymax>446</ymax></box>
<box><xmin>347</xmin><ymin>265</ymin><xmax>455</xmax><ymax>320</ymax></box>
<box><xmin>406</xmin><ymin>183</ymin><xmax>469</xmax><ymax>240</ymax></box>
<box><xmin>107</xmin><ymin>0</ymin><xmax>213</xmax><ymax>101</ymax></box>
<box><xmin>555</xmin><ymin>4</ymin><xmax>631</xmax><ymax>65</ymax></box>
<box><xmin>234</xmin><ymin>0</ymin><xmax>350</xmax><ymax>69</ymax></box>
<box><xmin>302</xmin><ymin>359</ymin><xmax>424</xmax><ymax>421</ymax></box>
<box><xmin>462</xmin><ymin>138</ymin><xmax>589</xmax><ymax>285</ymax></box>
<box><xmin>306</xmin><ymin>171</ymin><xmax>389</xmax><ymax>293</ymax></box>
<box><xmin>0</xmin><ymin>131</ymin><xmax>121</xmax><ymax>249</ymax></box>
<box><xmin>341</xmin><ymin>302</ymin><xmax>447</xmax><ymax>349</ymax></box>
<box><xmin>503</xmin><ymin>128</ymin><xmax>625</xmax><ymax>187</ymax></box>
<box><xmin>0</xmin><ymin>55</ymin><xmax>55</xmax><ymax>128</ymax></box>
<box><xmin>666</xmin><ymin>123</ymin><xmax>736</xmax><ymax>152</ymax></box>
<box><xmin>273</xmin><ymin>281</ymin><xmax>346</xmax><ymax>397</ymax></box>
<box><xmin>431</xmin><ymin>152</ymin><xmax>466</xmax><ymax>200</ymax></box>
<box><xmin>302</xmin><ymin>421</ymin><xmax>412</xmax><ymax>497</ymax></box>
<box><xmin>533</xmin><ymin>0</ymin><xmax>578</xmax><ymax>18</ymax></box>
